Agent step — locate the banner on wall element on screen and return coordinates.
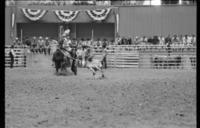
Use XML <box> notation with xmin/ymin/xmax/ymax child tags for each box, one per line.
<box><xmin>21</xmin><ymin>8</ymin><xmax>47</xmax><ymax>21</ymax></box>
<box><xmin>20</xmin><ymin>7</ymin><xmax>115</xmax><ymax>22</ymax></box>
<box><xmin>86</xmin><ymin>8</ymin><xmax>111</xmax><ymax>21</ymax></box>
<box><xmin>54</xmin><ymin>10</ymin><xmax>79</xmax><ymax>22</ymax></box>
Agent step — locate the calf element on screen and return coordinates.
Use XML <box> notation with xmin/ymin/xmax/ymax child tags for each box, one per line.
<box><xmin>85</xmin><ymin>55</ymin><xmax>105</xmax><ymax>78</ymax></box>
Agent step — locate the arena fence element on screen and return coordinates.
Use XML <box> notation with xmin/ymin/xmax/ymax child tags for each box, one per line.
<box><xmin>5</xmin><ymin>46</ymin><xmax>27</xmax><ymax>68</ymax></box>
<box><xmin>93</xmin><ymin>45</ymin><xmax>196</xmax><ymax>69</ymax></box>
<box><xmin>5</xmin><ymin>45</ymin><xmax>195</xmax><ymax>69</ymax></box>
<box><xmin>94</xmin><ymin>51</ymin><xmax>139</xmax><ymax>68</ymax></box>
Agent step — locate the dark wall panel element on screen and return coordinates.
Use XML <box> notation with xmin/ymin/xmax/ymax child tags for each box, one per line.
<box><xmin>17</xmin><ymin>23</ymin><xmax>59</xmax><ymax>40</ymax></box>
<box><xmin>93</xmin><ymin>23</ymin><xmax>114</xmax><ymax>40</ymax></box>
<box><xmin>76</xmin><ymin>23</ymin><xmax>92</xmax><ymax>40</ymax></box>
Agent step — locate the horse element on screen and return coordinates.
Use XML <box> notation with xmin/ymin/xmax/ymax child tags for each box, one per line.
<box><xmin>52</xmin><ymin>48</ymin><xmax>77</xmax><ymax>75</ymax></box>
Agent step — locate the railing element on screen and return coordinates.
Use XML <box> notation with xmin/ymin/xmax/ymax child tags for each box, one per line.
<box><xmin>93</xmin><ymin>45</ymin><xmax>196</xmax><ymax>53</ymax></box>
<box><xmin>5</xmin><ymin>46</ymin><xmax>27</xmax><ymax>68</ymax></box>
<box><xmin>93</xmin><ymin>45</ymin><xmax>196</xmax><ymax>69</ymax></box>
<box><xmin>5</xmin><ymin>44</ymin><xmax>195</xmax><ymax>69</ymax></box>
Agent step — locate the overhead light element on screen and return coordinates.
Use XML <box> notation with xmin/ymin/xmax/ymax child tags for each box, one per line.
<box><xmin>151</xmin><ymin>0</ymin><xmax>161</xmax><ymax>6</ymax></box>
<box><xmin>179</xmin><ymin>0</ymin><xmax>182</xmax><ymax>4</ymax></box>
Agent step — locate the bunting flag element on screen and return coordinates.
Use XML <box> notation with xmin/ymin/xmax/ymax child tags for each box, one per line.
<box><xmin>86</xmin><ymin>8</ymin><xmax>111</xmax><ymax>21</ymax></box>
<box><xmin>20</xmin><ymin>7</ymin><xmax>115</xmax><ymax>22</ymax></box>
<box><xmin>21</xmin><ymin>8</ymin><xmax>47</xmax><ymax>21</ymax></box>
<box><xmin>54</xmin><ymin>10</ymin><xmax>79</xmax><ymax>22</ymax></box>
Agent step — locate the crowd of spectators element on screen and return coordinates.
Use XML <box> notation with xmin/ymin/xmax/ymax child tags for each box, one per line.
<box><xmin>115</xmin><ymin>34</ymin><xmax>196</xmax><ymax>48</ymax></box>
<box><xmin>11</xmin><ymin>34</ymin><xmax>196</xmax><ymax>55</ymax></box>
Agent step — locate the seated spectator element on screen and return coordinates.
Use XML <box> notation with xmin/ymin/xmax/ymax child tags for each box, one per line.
<box><xmin>182</xmin><ymin>35</ymin><xmax>187</xmax><ymax>45</ymax></box>
<box><xmin>152</xmin><ymin>36</ymin><xmax>159</xmax><ymax>45</ymax></box>
<box><xmin>102</xmin><ymin>39</ymin><xmax>107</xmax><ymax>48</ymax></box>
<box><xmin>165</xmin><ymin>35</ymin><xmax>172</xmax><ymax>45</ymax></box>
<box><xmin>159</xmin><ymin>36</ymin><xmax>165</xmax><ymax>45</ymax></box>
<box><xmin>128</xmin><ymin>37</ymin><xmax>132</xmax><ymax>45</ymax></box>
<box><xmin>191</xmin><ymin>34</ymin><xmax>196</xmax><ymax>46</ymax></box>
<box><xmin>187</xmin><ymin>34</ymin><xmax>192</xmax><ymax>45</ymax></box>
<box><xmin>24</xmin><ymin>37</ymin><xmax>31</xmax><ymax>46</ymax></box>
<box><xmin>147</xmin><ymin>37</ymin><xmax>153</xmax><ymax>44</ymax></box>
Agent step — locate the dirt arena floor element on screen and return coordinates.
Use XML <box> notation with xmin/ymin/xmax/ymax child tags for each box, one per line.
<box><xmin>5</xmin><ymin>54</ymin><xmax>196</xmax><ymax>128</ymax></box>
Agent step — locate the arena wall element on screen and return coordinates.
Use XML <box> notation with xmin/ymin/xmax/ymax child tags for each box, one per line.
<box><xmin>119</xmin><ymin>5</ymin><xmax>196</xmax><ymax>37</ymax></box>
<box><xmin>5</xmin><ymin>5</ymin><xmax>196</xmax><ymax>44</ymax></box>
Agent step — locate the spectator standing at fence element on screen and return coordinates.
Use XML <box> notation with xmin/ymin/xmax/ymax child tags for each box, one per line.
<box><xmin>31</xmin><ymin>36</ymin><xmax>37</xmax><ymax>54</ymax></box>
<box><xmin>102</xmin><ymin>39</ymin><xmax>107</xmax><ymax>48</ymax></box>
<box><xmin>182</xmin><ymin>35</ymin><xmax>187</xmax><ymax>46</ymax></box>
<box><xmin>38</xmin><ymin>36</ymin><xmax>44</xmax><ymax>54</ymax></box>
<box><xmin>9</xmin><ymin>45</ymin><xmax>16</xmax><ymax>68</ymax></box>
<box><xmin>192</xmin><ymin>34</ymin><xmax>196</xmax><ymax>46</ymax></box>
<box><xmin>128</xmin><ymin>37</ymin><xmax>132</xmax><ymax>45</ymax></box>
<box><xmin>165</xmin><ymin>35</ymin><xmax>172</xmax><ymax>56</ymax></box>
<box><xmin>24</xmin><ymin>37</ymin><xmax>31</xmax><ymax>47</ymax></box>
<box><xmin>13</xmin><ymin>37</ymin><xmax>20</xmax><ymax>48</ymax></box>
<box><xmin>102</xmin><ymin>46</ymin><xmax>108</xmax><ymax>69</ymax></box>
<box><xmin>44</xmin><ymin>37</ymin><xmax>49</xmax><ymax>55</ymax></box>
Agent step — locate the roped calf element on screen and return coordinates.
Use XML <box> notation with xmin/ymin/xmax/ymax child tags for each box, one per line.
<box><xmin>85</xmin><ymin>55</ymin><xmax>105</xmax><ymax>78</ymax></box>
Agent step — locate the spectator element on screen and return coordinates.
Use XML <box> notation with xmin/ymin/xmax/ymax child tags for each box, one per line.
<box><xmin>165</xmin><ymin>35</ymin><xmax>172</xmax><ymax>44</ymax></box>
<box><xmin>24</xmin><ymin>37</ymin><xmax>31</xmax><ymax>46</ymax></box>
<box><xmin>192</xmin><ymin>34</ymin><xmax>196</xmax><ymax>46</ymax></box>
<box><xmin>102</xmin><ymin>46</ymin><xmax>108</xmax><ymax>69</ymax></box>
<box><xmin>44</xmin><ymin>37</ymin><xmax>50</xmax><ymax>55</ymax></box>
<box><xmin>128</xmin><ymin>37</ymin><xmax>132</xmax><ymax>45</ymax></box>
<box><xmin>165</xmin><ymin>35</ymin><xmax>172</xmax><ymax>56</ymax></box>
<box><xmin>32</xmin><ymin>36</ymin><xmax>38</xmax><ymax>54</ymax></box>
<box><xmin>9</xmin><ymin>45</ymin><xmax>16</xmax><ymax>68</ymax></box>
<box><xmin>37</xmin><ymin>36</ymin><xmax>44</xmax><ymax>54</ymax></box>
<box><xmin>152</xmin><ymin>36</ymin><xmax>159</xmax><ymax>45</ymax></box>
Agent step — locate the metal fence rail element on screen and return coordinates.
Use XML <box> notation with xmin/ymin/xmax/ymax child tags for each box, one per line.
<box><xmin>5</xmin><ymin>48</ymin><xmax>27</xmax><ymax>68</ymax></box>
<box><xmin>93</xmin><ymin>45</ymin><xmax>196</xmax><ymax>69</ymax></box>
